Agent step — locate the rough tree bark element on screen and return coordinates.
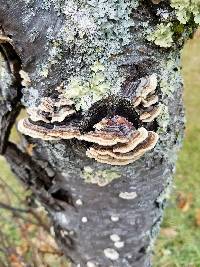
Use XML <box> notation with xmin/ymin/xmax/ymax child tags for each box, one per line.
<box><xmin>0</xmin><ymin>1</ymin><xmax>198</xmax><ymax>266</ymax></box>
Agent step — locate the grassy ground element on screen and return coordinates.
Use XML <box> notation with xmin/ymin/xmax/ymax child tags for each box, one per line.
<box><xmin>0</xmin><ymin>34</ymin><xmax>199</xmax><ymax>266</ymax></box>
<box><xmin>154</xmin><ymin>33</ymin><xmax>200</xmax><ymax>266</ymax></box>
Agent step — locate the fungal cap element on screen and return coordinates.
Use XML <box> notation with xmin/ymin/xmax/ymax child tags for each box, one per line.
<box><xmin>113</xmin><ymin>127</ymin><xmax>148</xmax><ymax>153</ymax></box>
<box><xmin>141</xmin><ymin>94</ymin><xmax>159</xmax><ymax>108</ymax></box>
<box><xmin>38</xmin><ymin>97</ymin><xmax>54</xmax><ymax>113</ymax></box>
<box><xmin>17</xmin><ymin>119</ymin><xmax>58</xmax><ymax>140</ymax></box>
<box><xmin>132</xmin><ymin>96</ymin><xmax>142</xmax><ymax>107</ymax></box>
<box><xmin>79</xmin><ymin>116</ymin><xmax>134</xmax><ymax>146</ymax></box>
<box><xmin>140</xmin><ymin>105</ymin><xmax>162</xmax><ymax>122</ymax></box>
<box><xmin>18</xmin><ymin>118</ymin><xmax>81</xmax><ymax>140</ymax></box>
<box><xmin>86</xmin><ymin>151</ymin><xmax>138</xmax><ymax>166</ymax></box>
<box><xmin>119</xmin><ymin>191</ymin><xmax>137</xmax><ymax>200</ymax></box>
<box><xmin>51</xmin><ymin>107</ymin><xmax>76</xmax><ymax>123</ymax></box>
<box><xmin>54</xmin><ymin>98</ymin><xmax>74</xmax><ymax>107</ymax></box>
<box><xmin>27</xmin><ymin>108</ymin><xmax>50</xmax><ymax>123</ymax></box>
<box><xmin>151</xmin><ymin>0</ymin><xmax>162</xmax><ymax>4</ymax></box>
<box><xmin>137</xmin><ymin>74</ymin><xmax>158</xmax><ymax>98</ymax></box>
<box><xmin>79</xmin><ymin>132</ymin><xmax>129</xmax><ymax>146</ymax></box>
<box><xmin>86</xmin><ymin>131</ymin><xmax>159</xmax><ymax>165</ymax></box>
<box><xmin>43</xmin><ymin>125</ymin><xmax>81</xmax><ymax>138</ymax></box>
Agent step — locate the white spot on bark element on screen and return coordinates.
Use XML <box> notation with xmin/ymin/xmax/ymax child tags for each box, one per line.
<box><xmin>104</xmin><ymin>248</ymin><xmax>119</xmax><ymax>261</ymax></box>
<box><xmin>69</xmin><ymin>230</ymin><xmax>74</xmax><ymax>235</ymax></box>
<box><xmin>87</xmin><ymin>262</ymin><xmax>97</xmax><ymax>267</ymax></box>
<box><xmin>110</xmin><ymin>215</ymin><xmax>119</xmax><ymax>222</ymax></box>
<box><xmin>119</xmin><ymin>191</ymin><xmax>137</xmax><ymax>200</ymax></box>
<box><xmin>82</xmin><ymin>216</ymin><xmax>88</xmax><ymax>223</ymax></box>
<box><xmin>76</xmin><ymin>199</ymin><xmax>83</xmax><ymax>206</ymax></box>
<box><xmin>114</xmin><ymin>241</ymin><xmax>124</xmax><ymax>248</ymax></box>
<box><xmin>110</xmin><ymin>234</ymin><xmax>120</xmax><ymax>242</ymax></box>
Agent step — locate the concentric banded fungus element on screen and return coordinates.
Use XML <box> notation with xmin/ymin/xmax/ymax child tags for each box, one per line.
<box><xmin>18</xmin><ymin>75</ymin><xmax>160</xmax><ymax>165</ymax></box>
<box><xmin>85</xmin><ymin>116</ymin><xmax>159</xmax><ymax>165</ymax></box>
<box><xmin>133</xmin><ymin>73</ymin><xmax>158</xmax><ymax>107</ymax></box>
<box><xmin>18</xmin><ymin>119</ymin><xmax>80</xmax><ymax>140</ymax></box>
<box><xmin>139</xmin><ymin>105</ymin><xmax>162</xmax><ymax>123</ymax></box>
<box><xmin>123</xmin><ymin>74</ymin><xmax>162</xmax><ymax>124</ymax></box>
<box><xmin>18</xmin><ymin>83</ymin><xmax>79</xmax><ymax>140</ymax></box>
<box><xmin>78</xmin><ymin>116</ymin><xmax>134</xmax><ymax>146</ymax></box>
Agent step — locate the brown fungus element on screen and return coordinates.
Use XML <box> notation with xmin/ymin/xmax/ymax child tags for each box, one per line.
<box><xmin>141</xmin><ymin>94</ymin><xmax>159</xmax><ymax>108</ymax></box>
<box><xmin>85</xmin><ymin>116</ymin><xmax>159</xmax><ymax>165</ymax></box>
<box><xmin>26</xmin><ymin>107</ymin><xmax>51</xmax><ymax>123</ymax></box>
<box><xmin>18</xmin><ymin>118</ymin><xmax>80</xmax><ymax>140</ymax></box>
<box><xmin>18</xmin><ymin>119</ymin><xmax>58</xmax><ymax>140</ymax></box>
<box><xmin>136</xmin><ymin>74</ymin><xmax>157</xmax><ymax>98</ymax></box>
<box><xmin>51</xmin><ymin>106</ymin><xmax>76</xmax><ymax>123</ymax></box>
<box><xmin>140</xmin><ymin>105</ymin><xmax>162</xmax><ymax>123</ymax></box>
<box><xmin>18</xmin><ymin>83</ymin><xmax>78</xmax><ymax>140</ymax></box>
<box><xmin>78</xmin><ymin>116</ymin><xmax>134</xmax><ymax>146</ymax></box>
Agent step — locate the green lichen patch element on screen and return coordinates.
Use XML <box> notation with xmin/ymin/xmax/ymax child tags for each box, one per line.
<box><xmin>82</xmin><ymin>166</ymin><xmax>121</xmax><ymax>186</ymax></box>
<box><xmin>34</xmin><ymin>0</ymin><xmax>140</xmax><ymax>111</ymax></box>
<box><xmin>65</xmin><ymin>62</ymin><xmax>111</xmax><ymax>110</ymax></box>
<box><xmin>157</xmin><ymin>104</ymin><xmax>170</xmax><ymax>133</ymax></box>
<box><xmin>159</xmin><ymin>56</ymin><xmax>181</xmax><ymax>97</ymax></box>
<box><xmin>170</xmin><ymin>0</ymin><xmax>200</xmax><ymax>24</ymax></box>
<box><xmin>147</xmin><ymin>23</ymin><xmax>173</xmax><ymax>48</ymax></box>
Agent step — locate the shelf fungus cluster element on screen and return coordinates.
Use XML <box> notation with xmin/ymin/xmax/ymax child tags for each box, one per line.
<box><xmin>85</xmin><ymin>116</ymin><xmax>159</xmax><ymax>165</ymax></box>
<box><xmin>18</xmin><ymin>74</ymin><xmax>161</xmax><ymax>166</ymax></box>
<box><xmin>18</xmin><ymin>84</ymin><xmax>80</xmax><ymax>140</ymax></box>
<box><xmin>124</xmin><ymin>74</ymin><xmax>162</xmax><ymax>123</ymax></box>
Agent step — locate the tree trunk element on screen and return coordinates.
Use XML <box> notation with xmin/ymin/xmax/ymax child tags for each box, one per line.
<box><xmin>0</xmin><ymin>1</ymin><xmax>198</xmax><ymax>266</ymax></box>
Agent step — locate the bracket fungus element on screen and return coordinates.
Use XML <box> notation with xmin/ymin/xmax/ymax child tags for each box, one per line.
<box><xmin>83</xmin><ymin>74</ymin><xmax>161</xmax><ymax>165</ymax></box>
<box><xmin>123</xmin><ymin>74</ymin><xmax>162</xmax><ymax>123</ymax></box>
<box><xmin>18</xmin><ymin>74</ymin><xmax>161</xmax><ymax>166</ymax></box>
<box><xmin>85</xmin><ymin>116</ymin><xmax>159</xmax><ymax>165</ymax></box>
<box><xmin>18</xmin><ymin>83</ymin><xmax>80</xmax><ymax>140</ymax></box>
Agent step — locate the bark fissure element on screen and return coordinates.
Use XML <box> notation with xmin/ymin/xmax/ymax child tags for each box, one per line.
<box><xmin>0</xmin><ymin>33</ymin><xmax>23</xmax><ymax>153</ymax></box>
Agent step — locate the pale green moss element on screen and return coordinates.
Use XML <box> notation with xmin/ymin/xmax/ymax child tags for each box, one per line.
<box><xmin>171</xmin><ymin>0</ymin><xmax>200</xmax><ymax>24</ymax></box>
<box><xmin>147</xmin><ymin>23</ymin><xmax>173</xmax><ymax>48</ymax></box>
<box><xmin>82</xmin><ymin>166</ymin><xmax>121</xmax><ymax>186</ymax></box>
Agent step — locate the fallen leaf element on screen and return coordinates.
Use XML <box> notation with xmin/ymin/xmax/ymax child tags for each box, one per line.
<box><xmin>160</xmin><ymin>227</ymin><xmax>178</xmax><ymax>238</ymax></box>
<box><xmin>176</xmin><ymin>192</ymin><xmax>193</xmax><ymax>212</ymax></box>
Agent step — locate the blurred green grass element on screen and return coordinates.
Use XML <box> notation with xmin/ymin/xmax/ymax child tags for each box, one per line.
<box><xmin>0</xmin><ymin>34</ymin><xmax>199</xmax><ymax>266</ymax></box>
<box><xmin>154</xmin><ymin>33</ymin><xmax>200</xmax><ymax>266</ymax></box>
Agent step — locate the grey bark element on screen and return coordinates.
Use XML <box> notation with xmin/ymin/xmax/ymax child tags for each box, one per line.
<box><xmin>0</xmin><ymin>1</ymin><xmax>196</xmax><ymax>267</ymax></box>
